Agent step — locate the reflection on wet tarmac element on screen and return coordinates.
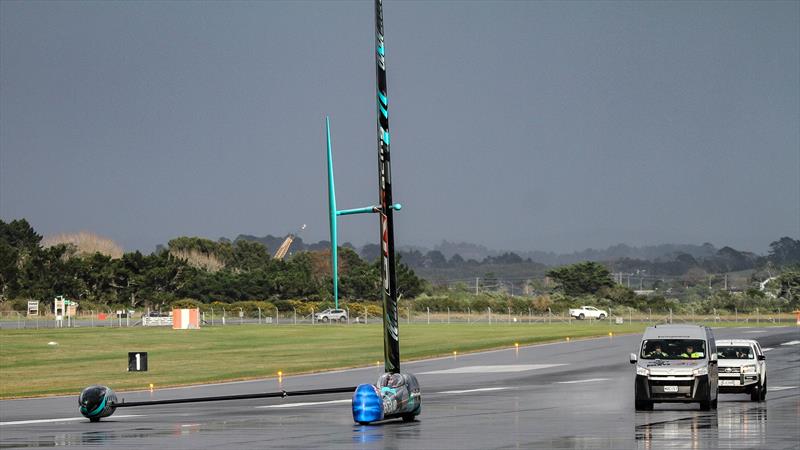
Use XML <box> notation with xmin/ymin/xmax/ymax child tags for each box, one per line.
<box><xmin>636</xmin><ymin>402</ymin><xmax>768</xmax><ymax>449</ymax></box>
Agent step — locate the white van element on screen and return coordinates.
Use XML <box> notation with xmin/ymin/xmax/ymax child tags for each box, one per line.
<box><xmin>629</xmin><ymin>324</ymin><xmax>719</xmax><ymax>411</ymax></box>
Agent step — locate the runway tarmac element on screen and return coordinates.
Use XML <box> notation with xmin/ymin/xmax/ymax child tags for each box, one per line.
<box><xmin>1</xmin><ymin>326</ymin><xmax>798</xmax><ymax>449</ymax></box>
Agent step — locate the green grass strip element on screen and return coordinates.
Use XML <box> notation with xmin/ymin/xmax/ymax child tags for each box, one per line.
<box><xmin>0</xmin><ymin>321</ymin><xmax>784</xmax><ymax>398</ymax></box>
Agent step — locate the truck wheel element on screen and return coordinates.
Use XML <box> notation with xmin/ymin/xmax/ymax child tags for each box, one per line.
<box><xmin>578</xmin><ymin>313</ymin><xmax>585</xmax><ymax>320</ymax></box>
<box><xmin>401</xmin><ymin>413</ymin><xmax>416</xmax><ymax>422</ymax></box>
<box><xmin>699</xmin><ymin>399</ymin><xmax>711</xmax><ymax>411</ymax></box>
<box><xmin>750</xmin><ymin>384</ymin><xmax>761</xmax><ymax>402</ymax></box>
<box><xmin>339</xmin><ymin>317</ymin><xmax>347</xmax><ymax>323</ymax></box>
<box><xmin>760</xmin><ymin>378</ymin><xmax>767</xmax><ymax>401</ymax></box>
<box><xmin>322</xmin><ymin>317</ymin><xmax>329</xmax><ymax>323</ymax></box>
<box><xmin>635</xmin><ymin>400</ymin><xmax>652</xmax><ymax>411</ymax></box>
<box><xmin>599</xmin><ymin>314</ymin><xmax>606</xmax><ymax>320</ymax></box>
<box><xmin>711</xmin><ymin>397</ymin><xmax>718</xmax><ymax>410</ymax></box>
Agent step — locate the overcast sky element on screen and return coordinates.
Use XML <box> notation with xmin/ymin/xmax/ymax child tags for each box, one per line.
<box><xmin>1</xmin><ymin>1</ymin><xmax>798</xmax><ymax>254</ymax></box>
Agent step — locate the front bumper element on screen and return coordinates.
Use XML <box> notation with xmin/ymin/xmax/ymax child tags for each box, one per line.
<box><xmin>719</xmin><ymin>374</ymin><xmax>759</xmax><ymax>393</ymax></box>
<box><xmin>636</xmin><ymin>374</ymin><xmax>712</xmax><ymax>403</ymax></box>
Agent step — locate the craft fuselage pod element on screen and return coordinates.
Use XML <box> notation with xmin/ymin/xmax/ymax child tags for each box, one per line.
<box><xmin>79</xmin><ymin>385</ymin><xmax>117</xmax><ymax>422</ymax></box>
<box><xmin>352</xmin><ymin>373</ymin><xmax>421</xmax><ymax>424</ymax></box>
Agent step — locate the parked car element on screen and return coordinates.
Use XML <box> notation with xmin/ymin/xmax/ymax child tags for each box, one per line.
<box><xmin>630</xmin><ymin>324</ymin><xmax>719</xmax><ymax>411</ymax></box>
<box><xmin>716</xmin><ymin>339</ymin><xmax>767</xmax><ymax>401</ymax></box>
<box><xmin>315</xmin><ymin>308</ymin><xmax>348</xmax><ymax>323</ymax></box>
<box><xmin>569</xmin><ymin>306</ymin><xmax>607</xmax><ymax>320</ymax></box>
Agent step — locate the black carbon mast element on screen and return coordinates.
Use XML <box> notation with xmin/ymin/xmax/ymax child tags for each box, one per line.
<box><xmin>374</xmin><ymin>0</ymin><xmax>400</xmax><ymax>374</ymax></box>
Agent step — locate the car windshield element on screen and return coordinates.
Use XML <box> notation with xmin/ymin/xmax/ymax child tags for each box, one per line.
<box><xmin>640</xmin><ymin>339</ymin><xmax>706</xmax><ymax>360</ymax></box>
<box><xmin>718</xmin><ymin>346</ymin><xmax>754</xmax><ymax>359</ymax></box>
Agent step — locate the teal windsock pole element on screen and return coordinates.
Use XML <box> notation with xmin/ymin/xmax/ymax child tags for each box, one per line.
<box><xmin>326</xmin><ymin>116</ymin><xmax>339</xmax><ymax>309</ymax></box>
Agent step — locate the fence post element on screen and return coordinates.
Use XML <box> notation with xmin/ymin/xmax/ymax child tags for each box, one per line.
<box><xmin>312</xmin><ymin>308</ymin><xmax>315</xmax><ymax>325</ymax></box>
<box><xmin>407</xmin><ymin>307</ymin><xmax>411</xmax><ymax>324</ymax></box>
<box><xmin>468</xmin><ymin>308</ymin><xmax>471</xmax><ymax>324</ymax></box>
<box><xmin>347</xmin><ymin>308</ymin><xmax>351</xmax><ymax>325</ymax></box>
<box><xmin>629</xmin><ymin>308</ymin><xmax>632</xmax><ymax>325</ymax></box>
<box><xmin>427</xmin><ymin>307</ymin><xmax>430</xmax><ymax>325</ymax></box>
<box><xmin>294</xmin><ymin>308</ymin><xmax>297</xmax><ymax>325</ymax></box>
<box><xmin>669</xmin><ymin>308</ymin><xmax>672</xmax><ymax>324</ymax></box>
<box><xmin>240</xmin><ymin>308</ymin><xmax>244</xmax><ymax>325</ymax></box>
<box><xmin>258</xmin><ymin>307</ymin><xmax>261</xmax><ymax>324</ymax></box>
<box><xmin>488</xmin><ymin>307</ymin><xmax>492</xmax><ymax>324</ymax></box>
<box><xmin>756</xmin><ymin>307</ymin><xmax>759</xmax><ymax>325</ymax></box>
<box><xmin>90</xmin><ymin>310</ymin><xmax>93</xmax><ymax>328</ymax></box>
<box><xmin>735</xmin><ymin>307</ymin><xmax>738</xmax><ymax>323</ymax></box>
<box><xmin>275</xmin><ymin>307</ymin><xmax>279</xmax><ymax>325</ymax></box>
<box><xmin>508</xmin><ymin>307</ymin><xmax>511</xmax><ymax>325</ymax></box>
<box><xmin>447</xmin><ymin>307</ymin><xmax>450</xmax><ymax>324</ymax></box>
<box><xmin>365</xmin><ymin>307</ymin><xmax>368</xmax><ymax>325</ymax></box>
<box><xmin>648</xmin><ymin>308</ymin><xmax>652</xmax><ymax>323</ymax></box>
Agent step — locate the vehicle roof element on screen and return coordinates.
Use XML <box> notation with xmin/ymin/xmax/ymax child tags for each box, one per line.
<box><xmin>716</xmin><ymin>339</ymin><xmax>759</xmax><ymax>346</ymax></box>
<box><xmin>642</xmin><ymin>324</ymin><xmax>708</xmax><ymax>339</ymax></box>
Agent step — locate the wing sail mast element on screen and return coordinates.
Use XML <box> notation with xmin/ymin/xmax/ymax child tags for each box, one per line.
<box><xmin>374</xmin><ymin>0</ymin><xmax>400</xmax><ymax>374</ymax></box>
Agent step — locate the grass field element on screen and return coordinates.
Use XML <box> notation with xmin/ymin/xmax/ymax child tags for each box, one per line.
<box><xmin>0</xmin><ymin>321</ymin><xmax>785</xmax><ymax>398</ymax></box>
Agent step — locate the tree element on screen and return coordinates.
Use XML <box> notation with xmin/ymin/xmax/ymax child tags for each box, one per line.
<box><xmin>230</xmin><ymin>240</ymin><xmax>271</xmax><ymax>272</ymax></box>
<box><xmin>768</xmin><ymin>237</ymin><xmax>800</xmax><ymax>266</ymax></box>
<box><xmin>546</xmin><ymin>261</ymin><xmax>614</xmax><ymax>296</ymax></box>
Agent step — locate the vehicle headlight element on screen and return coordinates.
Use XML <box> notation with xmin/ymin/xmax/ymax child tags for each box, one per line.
<box><xmin>636</xmin><ymin>366</ymin><xmax>649</xmax><ymax>376</ymax></box>
<box><xmin>741</xmin><ymin>365</ymin><xmax>757</xmax><ymax>374</ymax></box>
<box><xmin>692</xmin><ymin>366</ymin><xmax>708</xmax><ymax>376</ymax></box>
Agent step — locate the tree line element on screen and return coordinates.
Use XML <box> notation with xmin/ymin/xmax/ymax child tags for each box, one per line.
<box><xmin>0</xmin><ymin>219</ymin><xmax>424</xmax><ymax>312</ymax></box>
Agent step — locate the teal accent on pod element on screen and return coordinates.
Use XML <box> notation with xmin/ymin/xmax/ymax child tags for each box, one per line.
<box><xmin>378</xmin><ymin>91</ymin><xmax>388</xmax><ymax>106</ymax></box>
<box><xmin>377</xmin><ymin>44</ymin><xmax>385</xmax><ymax>56</ymax></box>
<box><xmin>380</xmin><ymin>105</ymin><xmax>388</xmax><ymax>119</ymax></box>
<box><xmin>87</xmin><ymin>395</ymin><xmax>107</xmax><ymax>417</ymax></box>
<box><xmin>383</xmin><ymin>131</ymin><xmax>390</xmax><ymax>145</ymax></box>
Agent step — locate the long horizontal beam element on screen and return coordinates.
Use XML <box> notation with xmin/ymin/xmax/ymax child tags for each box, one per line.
<box><xmin>111</xmin><ymin>386</ymin><xmax>356</xmax><ymax>408</ymax></box>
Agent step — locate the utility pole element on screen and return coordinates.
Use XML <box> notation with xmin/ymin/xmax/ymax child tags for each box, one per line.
<box><xmin>475</xmin><ymin>277</ymin><xmax>479</xmax><ymax>295</ymax></box>
<box><xmin>724</xmin><ymin>274</ymin><xmax>728</xmax><ymax>291</ymax></box>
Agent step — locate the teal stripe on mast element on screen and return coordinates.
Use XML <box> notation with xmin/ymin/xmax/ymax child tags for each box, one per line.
<box><xmin>325</xmin><ymin>116</ymin><xmax>339</xmax><ymax>309</ymax></box>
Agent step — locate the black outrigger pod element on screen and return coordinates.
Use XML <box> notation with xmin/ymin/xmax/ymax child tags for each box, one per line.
<box><xmin>79</xmin><ymin>385</ymin><xmax>118</xmax><ymax>422</ymax></box>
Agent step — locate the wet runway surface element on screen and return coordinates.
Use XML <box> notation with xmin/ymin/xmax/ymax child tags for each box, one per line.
<box><xmin>1</xmin><ymin>326</ymin><xmax>798</xmax><ymax>449</ymax></box>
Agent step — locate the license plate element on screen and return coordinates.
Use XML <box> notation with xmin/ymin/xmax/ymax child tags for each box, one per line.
<box><xmin>720</xmin><ymin>380</ymin><xmax>737</xmax><ymax>386</ymax></box>
<box><xmin>663</xmin><ymin>386</ymin><xmax>679</xmax><ymax>393</ymax></box>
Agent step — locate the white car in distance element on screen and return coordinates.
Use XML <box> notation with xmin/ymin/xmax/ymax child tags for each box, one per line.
<box><xmin>569</xmin><ymin>306</ymin><xmax>608</xmax><ymax>320</ymax></box>
<box><xmin>717</xmin><ymin>339</ymin><xmax>767</xmax><ymax>401</ymax></box>
<box><xmin>315</xmin><ymin>308</ymin><xmax>348</xmax><ymax>323</ymax></box>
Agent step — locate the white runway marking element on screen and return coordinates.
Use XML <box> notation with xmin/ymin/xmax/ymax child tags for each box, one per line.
<box><xmin>420</xmin><ymin>364</ymin><xmax>566</xmax><ymax>375</ymax></box>
<box><xmin>762</xmin><ymin>348</ymin><xmax>773</xmax><ymax>352</ymax></box>
<box><xmin>768</xmin><ymin>386</ymin><xmax>797</xmax><ymax>392</ymax></box>
<box><xmin>438</xmin><ymin>387</ymin><xmax>512</xmax><ymax>394</ymax></box>
<box><xmin>556</xmin><ymin>378</ymin><xmax>609</xmax><ymax>384</ymax></box>
<box><xmin>256</xmin><ymin>399</ymin><xmax>351</xmax><ymax>409</ymax></box>
<box><xmin>780</xmin><ymin>340</ymin><xmax>800</xmax><ymax>346</ymax></box>
<box><xmin>743</xmin><ymin>330</ymin><xmax>766</xmax><ymax>333</ymax></box>
<box><xmin>0</xmin><ymin>415</ymin><xmax>143</xmax><ymax>426</ymax></box>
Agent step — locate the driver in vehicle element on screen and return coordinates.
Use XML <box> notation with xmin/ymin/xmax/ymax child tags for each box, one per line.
<box><xmin>681</xmin><ymin>345</ymin><xmax>703</xmax><ymax>359</ymax></box>
<box><xmin>646</xmin><ymin>343</ymin><xmax>669</xmax><ymax>359</ymax></box>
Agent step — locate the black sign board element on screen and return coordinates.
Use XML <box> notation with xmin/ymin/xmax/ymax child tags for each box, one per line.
<box><xmin>128</xmin><ymin>352</ymin><xmax>148</xmax><ymax>372</ymax></box>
